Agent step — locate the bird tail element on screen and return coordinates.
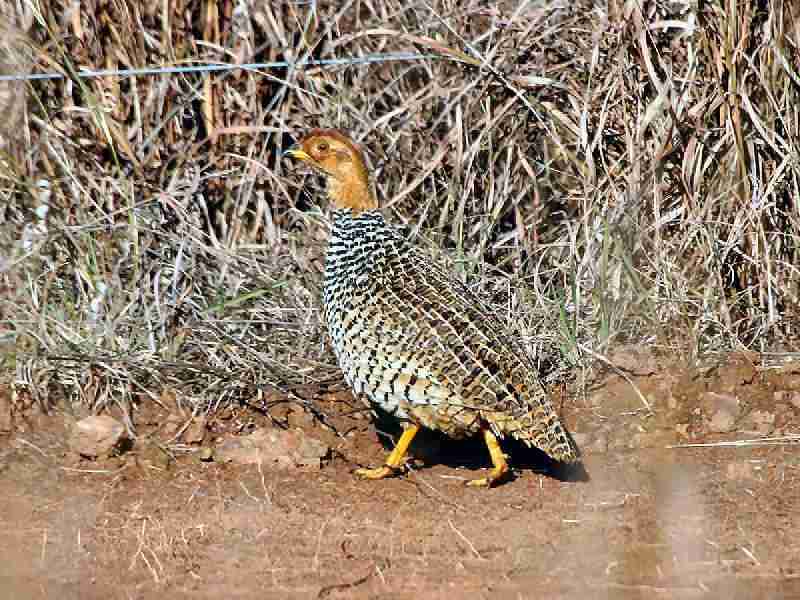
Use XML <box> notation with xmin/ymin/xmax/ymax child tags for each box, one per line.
<box><xmin>512</xmin><ymin>412</ymin><xmax>580</xmax><ymax>464</ymax></box>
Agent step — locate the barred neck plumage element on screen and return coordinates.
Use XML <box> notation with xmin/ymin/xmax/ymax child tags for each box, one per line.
<box><xmin>330</xmin><ymin>207</ymin><xmax>388</xmax><ymax>235</ymax></box>
<box><xmin>324</xmin><ymin>208</ymin><xmax>406</xmax><ymax>305</ymax></box>
<box><xmin>327</xmin><ymin>207</ymin><xmax>398</xmax><ymax>266</ymax></box>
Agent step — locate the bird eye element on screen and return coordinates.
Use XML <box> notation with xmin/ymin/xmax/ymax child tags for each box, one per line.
<box><xmin>317</xmin><ymin>141</ymin><xmax>329</xmax><ymax>152</ymax></box>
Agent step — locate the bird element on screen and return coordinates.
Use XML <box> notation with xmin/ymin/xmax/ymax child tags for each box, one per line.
<box><xmin>284</xmin><ymin>129</ymin><xmax>579</xmax><ymax>487</ymax></box>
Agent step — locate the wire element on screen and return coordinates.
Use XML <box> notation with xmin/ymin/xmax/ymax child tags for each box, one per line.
<box><xmin>0</xmin><ymin>52</ymin><xmax>437</xmax><ymax>82</ymax></box>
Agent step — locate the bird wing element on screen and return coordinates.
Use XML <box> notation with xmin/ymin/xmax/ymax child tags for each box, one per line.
<box><xmin>360</xmin><ymin>233</ymin><xmax>545</xmax><ymax>410</ymax></box>
<box><xmin>356</xmin><ymin>234</ymin><xmax>577</xmax><ymax>461</ymax></box>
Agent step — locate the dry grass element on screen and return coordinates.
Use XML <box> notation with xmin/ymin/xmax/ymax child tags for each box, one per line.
<box><xmin>1</xmin><ymin>0</ymin><xmax>799</xmax><ymax>432</ymax></box>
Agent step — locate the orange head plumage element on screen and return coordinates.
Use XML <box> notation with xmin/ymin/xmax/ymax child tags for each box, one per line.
<box><xmin>283</xmin><ymin>129</ymin><xmax>377</xmax><ymax>213</ymax></box>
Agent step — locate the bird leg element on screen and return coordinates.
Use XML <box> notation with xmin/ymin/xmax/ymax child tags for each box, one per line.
<box><xmin>355</xmin><ymin>424</ymin><xmax>420</xmax><ymax>480</ymax></box>
<box><xmin>466</xmin><ymin>428</ymin><xmax>510</xmax><ymax>487</ymax></box>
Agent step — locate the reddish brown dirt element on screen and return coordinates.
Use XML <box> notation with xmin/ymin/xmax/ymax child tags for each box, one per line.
<box><xmin>2</xmin><ymin>356</ymin><xmax>800</xmax><ymax>599</ymax></box>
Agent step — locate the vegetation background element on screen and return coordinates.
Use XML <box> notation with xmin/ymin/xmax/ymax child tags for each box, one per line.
<box><xmin>1</xmin><ymin>0</ymin><xmax>799</xmax><ymax>429</ymax></box>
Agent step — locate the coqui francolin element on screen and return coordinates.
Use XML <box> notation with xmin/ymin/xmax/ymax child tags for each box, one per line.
<box><xmin>284</xmin><ymin>129</ymin><xmax>579</xmax><ymax>487</ymax></box>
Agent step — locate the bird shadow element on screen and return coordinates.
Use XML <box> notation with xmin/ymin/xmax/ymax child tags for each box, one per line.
<box><xmin>372</xmin><ymin>415</ymin><xmax>589</xmax><ymax>484</ymax></box>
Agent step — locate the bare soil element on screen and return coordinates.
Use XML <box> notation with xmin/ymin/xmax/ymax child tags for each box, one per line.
<box><xmin>2</xmin><ymin>355</ymin><xmax>799</xmax><ymax>599</ymax></box>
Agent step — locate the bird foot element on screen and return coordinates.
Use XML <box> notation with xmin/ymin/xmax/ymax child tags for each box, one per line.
<box><xmin>465</xmin><ymin>464</ymin><xmax>510</xmax><ymax>488</ymax></box>
<box><xmin>354</xmin><ymin>464</ymin><xmax>404</xmax><ymax>480</ymax></box>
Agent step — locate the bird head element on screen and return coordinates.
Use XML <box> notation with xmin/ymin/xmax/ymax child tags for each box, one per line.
<box><xmin>283</xmin><ymin>129</ymin><xmax>377</xmax><ymax>213</ymax></box>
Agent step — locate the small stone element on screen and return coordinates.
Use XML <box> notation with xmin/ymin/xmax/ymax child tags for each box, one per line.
<box><xmin>69</xmin><ymin>415</ymin><xmax>129</xmax><ymax>458</ymax></box>
<box><xmin>675</xmin><ymin>423</ymin><xmax>689</xmax><ymax>437</ymax></box>
<box><xmin>215</xmin><ymin>427</ymin><xmax>329</xmax><ymax>469</ymax></box>
<box><xmin>701</xmin><ymin>392</ymin><xmax>740</xmax><ymax>416</ymax></box>
<box><xmin>301</xmin><ymin>440</ymin><xmax>328</xmax><ymax>467</ymax></box>
<box><xmin>708</xmin><ymin>408</ymin><xmax>736</xmax><ymax>433</ymax></box>
<box><xmin>607</xmin><ymin>345</ymin><xmax>658</xmax><ymax>375</ymax></box>
<box><xmin>788</xmin><ymin>392</ymin><xmax>800</xmax><ymax>410</ymax></box>
<box><xmin>214</xmin><ymin>437</ymin><xmax>267</xmax><ymax>466</ymax></box>
<box><xmin>703</xmin><ymin>392</ymin><xmax>740</xmax><ymax>433</ymax></box>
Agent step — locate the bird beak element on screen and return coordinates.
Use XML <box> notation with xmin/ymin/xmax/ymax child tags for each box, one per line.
<box><xmin>283</xmin><ymin>144</ymin><xmax>312</xmax><ymax>162</ymax></box>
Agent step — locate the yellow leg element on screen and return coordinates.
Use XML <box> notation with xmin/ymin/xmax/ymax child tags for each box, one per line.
<box><xmin>355</xmin><ymin>424</ymin><xmax>420</xmax><ymax>480</ymax></box>
<box><xmin>466</xmin><ymin>429</ymin><xmax>510</xmax><ymax>488</ymax></box>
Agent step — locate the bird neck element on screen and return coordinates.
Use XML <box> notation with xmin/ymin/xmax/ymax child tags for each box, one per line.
<box><xmin>327</xmin><ymin>168</ymin><xmax>377</xmax><ymax>213</ymax></box>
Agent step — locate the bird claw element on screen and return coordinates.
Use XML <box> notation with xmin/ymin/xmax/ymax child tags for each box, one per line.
<box><xmin>465</xmin><ymin>477</ymin><xmax>493</xmax><ymax>488</ymax></box>
<box><xmin>465</xmin><ymin>464</ymin><xmax>510</xmax><ymax>488</ymax></box>
<box><xmin>354</xmin><ymin>464</ymin><xmax>404</xmax><ymax>480</ymax></box>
